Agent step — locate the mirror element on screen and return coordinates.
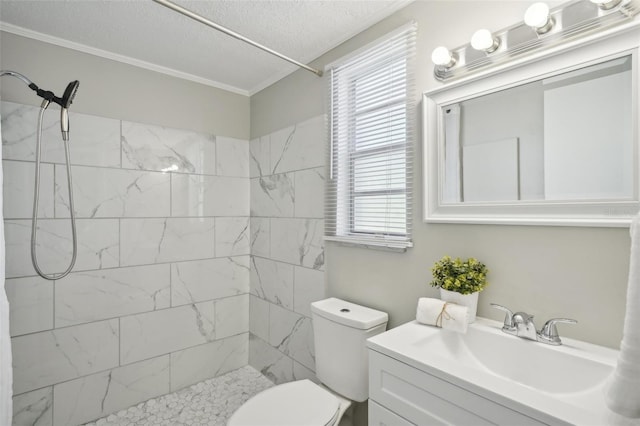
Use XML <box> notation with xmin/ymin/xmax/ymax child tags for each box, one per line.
<box><xmin>443</xmin><ymin>56</ymin><xmax>632</xmax><ymax>204</ymax></box>
<box><xmin>424</xmin><ymin>26</ymin><xmax>640</xmax><ymax>226</ymax></box>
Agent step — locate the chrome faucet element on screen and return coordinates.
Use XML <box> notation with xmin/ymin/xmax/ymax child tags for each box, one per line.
<box><xmin>512</xmin><ymin>311</ymin><xmax>538</xmax><ymax>341</ymax></box>
<box><xmin>490</xmin><ymin>303</ymin><xmax>577</xmax><ymax>345</ymax></box>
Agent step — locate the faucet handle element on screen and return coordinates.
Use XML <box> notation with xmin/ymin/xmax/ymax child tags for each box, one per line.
<box><xmin>538</xmin><ymin>318</ymin><xmax>577</xmax><ymax>345</ymax></box>
<box><xmin>490</xmin><ymin>303</ymin><xmax>516</xmax><ymax>332</ymax></box>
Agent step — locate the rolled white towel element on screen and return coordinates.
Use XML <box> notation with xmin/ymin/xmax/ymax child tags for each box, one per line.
<box><xmin>416</xmin><ymin>297</ymin><xmax>468</xmax><ymax>334</ymax></box>
<box><xmin>604</xmin><ymin>213</ymin><xmax>640</xmax><ymax>418</ymax></box>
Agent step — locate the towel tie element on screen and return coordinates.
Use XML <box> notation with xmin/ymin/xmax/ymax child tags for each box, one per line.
<box><xmin>436</xmin><ymin>302</ymin><xmax>452</xmax><ymax>328</ymax></box>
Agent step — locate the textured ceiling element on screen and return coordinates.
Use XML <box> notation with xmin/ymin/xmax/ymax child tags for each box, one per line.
<box><xmin>0</xmin><ymin>0</ymin><xmax>412</xmax><ymax>95</ymax></box>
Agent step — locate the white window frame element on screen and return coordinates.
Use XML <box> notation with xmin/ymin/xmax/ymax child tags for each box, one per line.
<box><xmin>325</xmin><ymin>23</ymin><xmax>416</xmax><ymax>251</ymax></box>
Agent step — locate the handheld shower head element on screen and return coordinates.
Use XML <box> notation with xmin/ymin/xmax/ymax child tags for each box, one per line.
<box><xmin>59</xmin><ymin>80</ymin><xmax>79</xmax><ymax>141</ymax></box>
<box><xmin>1</xmin><ymin>71</ymin><xmax>80</xmax><ymax>141</ymax></box>
<box><xmin>61</xmin><ymin>80</ymin><xmax>79</xmax><ymax>109</ymax></box>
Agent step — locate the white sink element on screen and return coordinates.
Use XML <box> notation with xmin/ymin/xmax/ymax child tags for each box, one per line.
<box><xmin>367</xmin><ymin>318</ymin><xmax>629</xmax><ymax>425</ymax></box>
<box><xmin>422</xmin><ymin>318</ymin><xmax>613</xmax><ymax>394</ymax></box>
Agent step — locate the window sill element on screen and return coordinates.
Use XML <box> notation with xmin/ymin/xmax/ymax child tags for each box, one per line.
<box><xmin>324</xmin><ymin>236</ymin><xmax>412</xmax><ymax>253</ymax></box>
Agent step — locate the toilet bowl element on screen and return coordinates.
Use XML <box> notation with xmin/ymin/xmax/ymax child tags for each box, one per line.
<box><xmin>227</xmin><ymin>379</ymin><xmax>351</xmax><ymax>426</ymax></box>
<box><xmin>227</xmin><ymin>298</ymin><xmax>388</xmax><ymax>426</ymax></box>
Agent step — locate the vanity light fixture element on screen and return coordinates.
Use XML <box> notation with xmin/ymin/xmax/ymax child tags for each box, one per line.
<box><xmin>470</xmin><ymin>29</ymin><xmax>500</xmax><ymax>53</ymax></box>
<box><xmin>591</xmin><ymin>0</ymin><xmax>623</xmax><ymax>9</ymax></box>
<box><xmin>524</xmin><ymin>2</ymin><xmax>554</xmax><ymax>34</ymax></box>
<box><xmin>432</xmin><ymin>0</ymin><xmax>640</xmax><ymax>81</ymax></box>
<box><xmin>431</xmin><ymin>46</ymin><xmax>457</xmax><ymax>68</ymax></box>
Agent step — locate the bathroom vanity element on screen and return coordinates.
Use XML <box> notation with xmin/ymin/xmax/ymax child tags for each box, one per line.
<box><xmin>366</xmin><ymin>319</ymin><xmax>623</xmax><ymax>426</ymax></box>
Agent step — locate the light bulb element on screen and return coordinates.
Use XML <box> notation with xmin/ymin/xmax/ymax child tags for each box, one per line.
<box><xmin>471</xmin><ymin>29</ymin><xmax>500</xmax><ymax>53</ymax></box>
<box><xmin>590</xmin><ymin>0</ymin><xmax>622</xmax><ymax>9</ymax></box>
<box><xmin>524</xmin><ymin>2</ymin><xmax>554</xmax><ymax>34</ymax></box>
<box><xmin>431</xmin><ymin>46</ymin><xmax>455</xmax><ymax>67</ymax></box>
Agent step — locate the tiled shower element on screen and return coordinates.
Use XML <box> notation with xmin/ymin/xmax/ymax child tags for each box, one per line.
<box><xmin>2</xmin><ymin>101</ymin><xmax>325</xmax><ymax>425</ymax></box>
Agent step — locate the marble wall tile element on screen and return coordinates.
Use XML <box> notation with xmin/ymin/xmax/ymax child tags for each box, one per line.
<box><xmin>55</xmin><ymin>264</ymin><xmax>171</xmax><ymax>327</ymax></box>
<box><xmin>250</xmin><ymin>257</ymin><xmax>294</xmax><ymax>309</ymax></box>
<box><xmin>215</xmin><ymin>294</ymin><xmax>249</xmax><ymax>339</ymax></box>
<box><xmin>293</xmin><ymin>266</ymin><xmax>326</xmax><ymax>318</ymax></box>
<box><xmin>249</xmin><ymin>136</ymin><xmax>270</xmax><ymax>178</ymax></box>
<box><xmin>250</xmin><ymin>174</ymin><xmax>294</xmax><ymax>217</ymax></box>
<box><xmin>5</xmin><ymin>276</ymin><xmax>53</xmax><ymax>336</ymax></box>
<box><xmin>47</xmin><ymin>111</ymin><xmax>121</xmax><ymax>167</ymax></box>
<box><xmin>4</xmin><ymin>101</ymin><xmax>260</xmax><ymax>420</ymax></box>
<box><xmin>2</xmin><ymin>160</ymin><xmax>54</xmax><ymax>219</ymax></box>
<box><xmin>120</xmin><ymin>218</ymin><xmax>214</xmax><ymax>266</ymax></box>
<box><xmin>12</xmin><ymin>386</ymin><xmax>53</xmax><ymax>426</ymax></box>
<box><xmin>270</xmin><ymin>218</ymin><xmax>324</xmax><ymax>270</ymax></box>
<box><xmin>269</xmin><ymin>304</ymin><xmax>315</xmax><ymax>371</ymax></box>
<box><xmin>121</xmin><ymin>121</ymin><xmax>215</xmax><ymax>175</ymax></box>
<box><xmin>171</xmin><ymin>257</ymin><xmax>249</xmax><ymax>306</ymax></box>
<box><xmin>55</xmin><ymin>166</ymin><xmax>170</xmax><ymax>218</ymax></box>
<box><xmin>270</xmin><ymin>116</ymin><xmax>325</xmax><ymax>174</ymax></box>
<box><xmin>1</xmin><ymin>102</ymin><xmax>62</xmax><ymax>163</ymax></box>
<box><xmin>215</xmin><ymin>217</ymin><xmax>250</xmax><ymax>256</ymax></box>
<box><xmin>12</xmin><ymin>319</ymin><xmax>119</xmax><ymax>394</ymax></box>
<box><xmin>171</xmin><ymin>174</ymin><xmax>249</xmax><ymax>217</ymax></box>
<box><xmin>294</xmin><ymin>167</ymin><xmax>325</xmax><ymax>219</ymax></box>
<box><xmin>53</xmin><ymin>356</ymin><xmax>170</xmax><ymax>426</ymax></box>
<box><xmin>249</xmin><ymin>295</ymin><xmax>269</xmax><ymax>342</ymax></box>
<box><xmin>217</xmin><ymin>137</ymin><xmax>249</xmax><ymax>178</ymax></box>
<box><xmin>249</xmin><ymin>334</ymin><xmax>293</xmax><ymax>385</ymax></box>
<box><xmin>170</xmin><ymin>333</ymin><xmax>248</xmax><ymax>392</ymax></box>
<box><xmin>120</xmin><ymin>302</ymin><xmax>216</xmax><ymax>364</ymax></box>
<box><xmin>250</xmin><ymin>217</ymin><xmax>270</xmax><ymax>258</ymax></box>
<box><xmin>4</xmin><ymin>219</ymin><xmax>119</xmax><ymax>278</ymax></box>
<box><xmin>1</xmin><ymin>102</ymin><xmax>120</xmax><ymax>167</ymax></box>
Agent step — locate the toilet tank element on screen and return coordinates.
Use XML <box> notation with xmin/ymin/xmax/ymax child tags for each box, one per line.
<box><xmin>311</xmin><ymin>298</ymin><xmax>388</xmax><ymax>402</ymax></box>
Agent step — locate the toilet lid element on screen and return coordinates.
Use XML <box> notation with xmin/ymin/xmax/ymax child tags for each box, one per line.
<box><xmin>227</xmin><ymin>379</ymin><xmax>341</xmax><ymax>426</ymax></box>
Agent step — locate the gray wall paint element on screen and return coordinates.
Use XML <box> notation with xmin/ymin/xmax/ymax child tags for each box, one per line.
<box><xmin>250</xmin><ymin>0</ymin><xmax>629</xmax><ymax>349</ymax></box>
<box><xmin>1</xmin><ymin>31</ymin><xmax>250</xmax><ymax>139</ymax></box>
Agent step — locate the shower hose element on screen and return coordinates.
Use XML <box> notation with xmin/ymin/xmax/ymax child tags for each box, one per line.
<box><xmin>31</xmin><ymin>100</ymin><xmax>77</xmax><ymax>280</ymax></box>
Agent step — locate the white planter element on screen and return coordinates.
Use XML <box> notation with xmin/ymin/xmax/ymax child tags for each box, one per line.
<box><xmin>439</xmin><ymin>288</ymin><xmax>479</xmax><ymax>324</ymax></box>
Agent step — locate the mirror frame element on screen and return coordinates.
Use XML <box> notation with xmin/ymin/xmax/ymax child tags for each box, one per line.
<box><xmin>423</xmin><ymin>22</ymin><xmax>640</xmax><ymax>227</ymax></box>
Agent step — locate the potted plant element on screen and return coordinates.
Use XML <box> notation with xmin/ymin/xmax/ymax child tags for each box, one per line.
<box><xmin>430</xmin><ymin>255</ymin><xmax>488</xmax><ymax>323</ymax></box>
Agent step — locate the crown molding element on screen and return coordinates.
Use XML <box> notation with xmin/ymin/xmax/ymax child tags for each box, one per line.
<box><xmin>0</xmin><ymin>22</ymin><xmax>250</xmax><ymax>97</ymax></box>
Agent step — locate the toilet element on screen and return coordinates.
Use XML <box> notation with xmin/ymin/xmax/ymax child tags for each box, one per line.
<box><xmin>227</xmin><ymin>297</ymin><xmax>388</xmax><ymax>426</ymax></box>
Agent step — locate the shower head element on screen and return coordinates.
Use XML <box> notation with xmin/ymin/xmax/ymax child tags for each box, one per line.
<box><xmin>61</xmin><ymin>80</ymin><xmax>79</xmax><ymax>109</ymax></box>
<box><xmin>59</xmin><ymin>80</ymin><xmax>79</xmax><ymax>142</ymax></box>
<box><xmin>1</xmin><ymin>70</ymin><xmax>80</xmax><ymax>141</ymax></box>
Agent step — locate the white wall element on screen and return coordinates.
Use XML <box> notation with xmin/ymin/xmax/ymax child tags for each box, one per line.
<box><xmin>250</xmin><ymin>0</ymin><xmax>629</xmax><ymax>350</ymax></box>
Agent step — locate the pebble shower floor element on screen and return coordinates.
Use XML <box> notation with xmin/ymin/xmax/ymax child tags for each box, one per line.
<box><xmin>83</xmin><ymin>366</ymin><xmax>274</xmax><ymax>426</ymax></box>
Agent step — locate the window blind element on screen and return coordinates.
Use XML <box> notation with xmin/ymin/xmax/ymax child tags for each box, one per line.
<box><xmin>325</xmin><ymin>23</ymin><xmax>416</xmax><ymax>250</ymax></box>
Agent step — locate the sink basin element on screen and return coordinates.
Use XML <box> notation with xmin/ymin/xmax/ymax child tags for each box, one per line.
<box><xmin>367</xmin><ymin>317</ymin><xmax>624</xmax><ymax>425</ymax></box>
<box><xmin>422</xmin><ymin>318</ymin><xmax>613</xmax><ymax>394</ymax></box>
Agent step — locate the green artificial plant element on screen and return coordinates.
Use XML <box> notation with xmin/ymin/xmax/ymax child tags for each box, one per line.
<box><xmin>430</xmin><ymin>255</ymin><xmax>488</xmax><ymax>295</ymax></box>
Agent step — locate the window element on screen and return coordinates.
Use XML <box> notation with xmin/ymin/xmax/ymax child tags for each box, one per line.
<box><xmin>325</xmin><ymin>23</ymin><xmax>416</xmax><ymax>250</ymax></box>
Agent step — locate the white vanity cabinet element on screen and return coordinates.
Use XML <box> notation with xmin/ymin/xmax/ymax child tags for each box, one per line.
<box><xmin>364</xmin><ymin>320</ymin><xmax>619</xmax><ymax>426</ymax></box>
<box><xmin>367</xmin><ymin>349</ymin><xmax>546</xmax><ymax>426</ymax></box>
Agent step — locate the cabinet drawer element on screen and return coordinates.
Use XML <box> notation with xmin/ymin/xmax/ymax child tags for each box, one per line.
<box><xmin>369</xmin><ymin>400</ymin><xmax>415</xmax><ymax>426</ymax></box>
<box><xmin>369</xmin><ymin>350</ymin><xmax>545</xmax><ymax>426</ymax></box>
